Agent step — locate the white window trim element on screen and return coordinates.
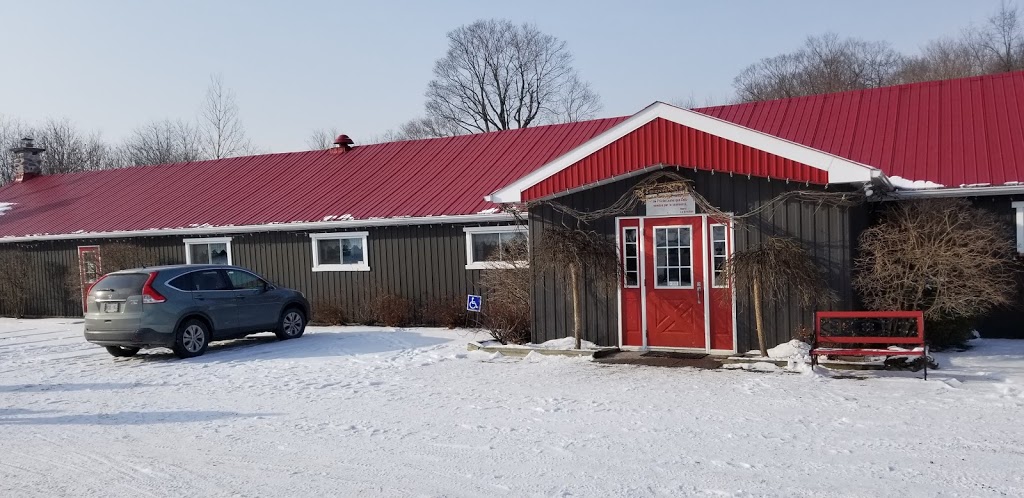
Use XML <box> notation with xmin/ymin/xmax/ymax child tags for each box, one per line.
<box><xmin>1014</xmin><ymin>202</ymin><xmax>1024</xmax><ymax>254</ymax></box>
<box><xmin>183</xmin><ymin>237</ymin><xmax>233</xmax><ymax>265</ymax></box>
<box><xmin>464</xmin><ymin>225</ymin><xmax>528</xmax><ymax>270</ymax></box>
<box><xmin>710</xmin><ymin>223</ymin><xmax>729</xmax><ymax>288</ymax></box>
<box><xmin>309</xmin><ymin>231</ymin><xmax>370</xmax><ymax>272</ymax></box>
<box><xmin>622</xmin><ymin>226</ymin><xmax>640</xmax><ymax>288</ymax></box>
<box><xmin>652</xmin><ymin>225</ymin><xmax>695</xmax><ymax>290</ymax></box>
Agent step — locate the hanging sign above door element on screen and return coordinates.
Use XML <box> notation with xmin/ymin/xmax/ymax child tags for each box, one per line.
<box><xmin>645</xmin><ymin>191</ymin><xmax>696</xmax><ymax>216</ymax></box>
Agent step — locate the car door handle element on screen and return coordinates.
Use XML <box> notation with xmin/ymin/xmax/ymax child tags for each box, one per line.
<box><xmin>195</xmin><ymin>296</ymin><xmax>205</xmax><ymax>301</ymax></box>
<box><xmin>233</xmin><ymin>295</ymin><xmax>246</xmax><ymax>300</ymax></box>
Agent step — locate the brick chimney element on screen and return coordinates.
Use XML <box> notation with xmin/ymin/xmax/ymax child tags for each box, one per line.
<box><xmin>10</xmin><ymin>137</ymin><xmax>45</xmax><ymax>182</ymax></box>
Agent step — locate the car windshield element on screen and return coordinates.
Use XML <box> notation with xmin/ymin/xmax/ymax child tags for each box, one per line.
<box><xmin>92</xmin><ymin>273</ymin><xmax>149</xmax><ymax>294</ymax></box>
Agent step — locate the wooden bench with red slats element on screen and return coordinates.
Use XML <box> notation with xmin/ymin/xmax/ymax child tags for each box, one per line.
<box><xmin>811</xmin><ymin>311</ymin><xmax>929</xmax><ymax>380</ymax></box>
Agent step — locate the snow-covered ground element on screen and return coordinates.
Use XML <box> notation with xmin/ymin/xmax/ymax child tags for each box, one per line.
<box><xmin>1</xmin><ymin>319</ymin><xmax>1022</xmax><ymax>497</ymax></box>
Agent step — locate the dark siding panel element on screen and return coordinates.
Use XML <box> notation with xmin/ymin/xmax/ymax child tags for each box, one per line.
<box><xmin>7</xmin><ymin>223</ymin><xmax>500</xmax><ymax>319</ymax></box>
<box><xmin>529</xmin><ymin>168</ymin><xmax>862</xmax><ymax>349</ymax></box>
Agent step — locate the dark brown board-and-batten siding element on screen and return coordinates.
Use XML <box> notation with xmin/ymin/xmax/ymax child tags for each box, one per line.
<box><xmin>5</xmin><ymin>223</ymin><xmax>504</xmax><ymax>318</ymax></box>
<box><xmin>529</xmin><ymin>168</ymin><xmax>867</xmax><ymax>352</ymax></box>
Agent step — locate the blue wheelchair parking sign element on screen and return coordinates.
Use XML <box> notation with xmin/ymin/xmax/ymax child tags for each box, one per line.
<box><xmin>467</xmin><ymin>295</ymin><xmax>482</xmax><ymax>312</ymax></box>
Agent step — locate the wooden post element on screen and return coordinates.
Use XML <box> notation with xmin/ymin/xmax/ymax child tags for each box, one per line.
<box><xmin>570</xmin><ymin>265</ymin><xmax>582</xmax><ymax>350</ymax></box>
<box><xmin>753</xmin><ymin>274</ymin><xmax>768</xmax><ymax>357</ymax></box>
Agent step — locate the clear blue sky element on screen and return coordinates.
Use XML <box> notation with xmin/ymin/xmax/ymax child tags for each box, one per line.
<box><xmin>0</xmin><ymin>0</ymin><xmax>1009</xmax><ymax>152</ymax></box>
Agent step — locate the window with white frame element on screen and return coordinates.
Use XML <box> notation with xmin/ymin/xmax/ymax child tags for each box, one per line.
<box><xmin>1014</xmin><ymin>202</ymin><xmax>1024</xmax><ymax>253</ymax></box>
<box><xmin>622</xmin><ymin>227</ymin><xmax>639</xmax><ymax>287</ymax></box>
<box><xmin>464</xmin><ymin>226</ymin><xmax>528</xmax><ymax>270</ymax></box>
<box><xmin>310</xmin><ymin>232</ymin><xmax>369</xmax><ymax>271</ymax></box>
<box><xmin>184</xmin><ymin>237</ymin><xmax>232</xmax><ymax>265</ymax></box>
<box><xmin>710</xmin><ymin>224</ymin><xmax>729</xmax><ymax>287</ymax></box>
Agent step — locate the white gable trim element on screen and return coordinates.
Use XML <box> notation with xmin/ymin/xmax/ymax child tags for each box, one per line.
<box><xmin>487</xmin><ymin>102</ymin><xmax>883</xmax><ymax>203</ymax></box>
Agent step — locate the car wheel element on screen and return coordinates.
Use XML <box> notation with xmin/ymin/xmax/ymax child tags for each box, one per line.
<box><xmin>275</xmin><ymin>308</ymin><xmax>306</xmax><ymax>340</ymax></box>
<box><xmin>105</xmin><ymin>346</ymin><xmax>140</xmax><ymax>357</ymax></box>
<box><xmin>173</xmin><ymin>319</ymin><xmax>210</xmax><ymax>358</ymax></box>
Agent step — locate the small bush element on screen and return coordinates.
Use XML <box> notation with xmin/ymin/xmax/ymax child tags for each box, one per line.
<box><xmin>311</xmin><ymin>299</ymin><xmax>346</xmax><ymax>326</ymax></box>
<box><xmin>485</xmin><ymin>299</ymin><xmax>531</xmax><ymax>344</ymax></box>
<box><xmin>925</xmin><ymin>316</ymin><xmax>975</xmax><ymax>350</ymax></box>
<box><xmin>369</xmin><ymin>293</ymin><xmax>414</xmax><ymax>327</ymax></box>
<box><xmin>423</xmin><ymin>295</ymin><xmax>467</xmax><ymax>329</ymax></box>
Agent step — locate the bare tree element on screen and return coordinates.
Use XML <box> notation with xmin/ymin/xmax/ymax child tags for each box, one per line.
<box><xmin>734</xmin><ymin>33</ymin><xmax>903</xmax><ymax>102</ymax></box>
<box><xmin>425</xmin><ymin>19</ymin><xmax>601</xmax><ymax>134</ymax></box>
<box><xmin>200</xmin><ymin>74</ymin><xmax>252</xmax><ymax>159</ymax></box>
<box><xmin>118</xmin><ymin>119</ymin><xmax>204</xmax><ymax>166</ymax></box>
<box><xmin>305</xmin><ymin>127</ymin><xmax>339</xmax><ymax>150</ymax></box>
<box><xmin>976</xmin><ymin>0</ymin><xmax>1024</xmax><ymax>72</ymax></box>
<box><xmin>33</xmin><ymin>118</ymin><xmax>117</xmax><ymax>174</ymax></box>
<box><xmin>853</xmin><ymin>199</ymin><xmax>1017</xmax><ymax>345</ymax></box>
<box><xmin>376</xmin><ymin>116</ymin><xmax>460</xmax><ymax>143</ymax></box>
<box><xmin>898</xmin><ymin>37</ymin><xmax>989</xmax><ymax>83</ymax></box>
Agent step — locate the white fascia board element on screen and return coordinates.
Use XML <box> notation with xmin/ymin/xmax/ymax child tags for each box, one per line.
<box><xmin>487</xmin><ymin>101</ymin><xmax>880</xmax><ymax>203</ymax></box>
<box><xmin>0</xmin><ymin>213</ymin><xmax>514</xmax><ymax>244</ymax></box>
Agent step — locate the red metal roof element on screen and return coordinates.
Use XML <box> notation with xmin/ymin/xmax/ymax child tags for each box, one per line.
<box><xmin>522</xmin><ymin>117</ymin><xmax>829</xmax><ymax>201</ymax></box>
<box><xmin>0</xmin><ymin>118</ymin><xmax>624</xmax><ymax>239</ymax></box>
<box><xmin>696</xmin><ymin>71</ymin><xmax>1024</xmax><ymax>187</ymax></box>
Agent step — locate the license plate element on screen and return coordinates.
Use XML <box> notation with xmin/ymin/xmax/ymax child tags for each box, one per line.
<box><xmin>103</xmin><ymin>302</ymin><xmax>120</xmax><ymax>313</ymax></box>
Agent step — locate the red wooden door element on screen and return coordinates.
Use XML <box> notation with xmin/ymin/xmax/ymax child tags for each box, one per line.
<box><xmin>619</xmin><ymin>219</ymin><xmax>643</xmax><ymax>346</ymax></box>
<box><xmin>78</xmin><ymin>246</ymin><xmax>102</xmax><ymax>313</ymax></box>
<box><xmin>644</xmin><ymin>217</ymin><xmax>706</xmax><ymax>349</ymax></box>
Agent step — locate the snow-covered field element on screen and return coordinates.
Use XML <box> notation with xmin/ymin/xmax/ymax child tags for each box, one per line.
<box><xmin>1</xmin><ymin>319</ymin><xmax>1022</xmax><ymax>497</ymax></box>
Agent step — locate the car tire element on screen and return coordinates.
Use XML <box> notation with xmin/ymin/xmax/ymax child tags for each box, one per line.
<box><xmin>173</xmin><ymin>319</ymin><xmax>210</xmax><ymax>359</ymax></box>
<box><xmin>275</xmin><ymin>307</ymin><xmax>306</xmax><ymax>340</ymax></box>
<box><xmin>105</xmin><ymin>346</ymin><xmax>140</xmax><ymax>357</ymax></box>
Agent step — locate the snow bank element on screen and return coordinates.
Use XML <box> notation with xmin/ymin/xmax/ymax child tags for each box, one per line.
<box><xmin>476</xmin><ymin>207</ymin><xmax>500</xmax><ymax>214</ymax></box>
<box><xmin>767</xmin><ymin>340</ymin><xmax>811</xmax><ymax>360</ymax></box>
<box><xmin>526</xmin><ymin>337</ymin><xmax>600</xmax><ymax>350</ymax></box>
<box><xmin>889</xmin><ymin>175</ymin><xmax>944</xmax><ymax>190</ymax></box>
<box><xmin>724</xmin><ymin>361</ymin><xmax>781</xmax><ymax>372</ymax></box>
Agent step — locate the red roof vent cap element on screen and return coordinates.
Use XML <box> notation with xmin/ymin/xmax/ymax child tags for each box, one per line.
<box><xmin>334</xmin><ymin>134</ymin><xmax>354</xmax><ymax>151</ymax></box>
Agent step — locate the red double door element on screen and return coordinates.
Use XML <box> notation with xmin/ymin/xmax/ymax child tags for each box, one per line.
<box><xmin>620</xmin><ymin>216</ymin><xmax>733</xmax><ymax>351</ymax></box>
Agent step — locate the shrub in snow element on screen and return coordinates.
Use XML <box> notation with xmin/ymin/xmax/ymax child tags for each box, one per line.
<box><xmin>368</xmin><ymin>293</ymin><xmax>415</xmax><ymax>327</ymax></box>
<box><xmin>311</xmin><ymin>298</ymin><xmax>346</xmax><ymax>326</ymax></box>
<box><xmin>854</xmin><ymin>199</ymin><xmax>1018</xmax><ymax>348</ymax></box>
<box><xmin>422</xmin><ymin>295</ymin><xmax>467</xmax><ymax>329</ymax></box>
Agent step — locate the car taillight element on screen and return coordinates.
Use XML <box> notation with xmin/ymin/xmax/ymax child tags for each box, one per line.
<box><xmin>83</xmin><ymin>279</ymin><xmax>101</xmax><ymax>313</ymax></box>
<box><xmin>142</xmin><ymin>272</ymin><xmax>166</xmax><ymax>304</ymax></box>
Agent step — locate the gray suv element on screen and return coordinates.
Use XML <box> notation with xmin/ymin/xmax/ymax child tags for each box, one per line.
<box><xmin>84</xmin><ymin>265</ymin><xmax>310</xmax><ymax>359</ymax></box>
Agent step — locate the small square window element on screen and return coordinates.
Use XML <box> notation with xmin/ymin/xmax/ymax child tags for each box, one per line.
<box><xmin>310</xmin><ymin>232</ymin><xmax>369</xmax><ymax>272</ymax></box>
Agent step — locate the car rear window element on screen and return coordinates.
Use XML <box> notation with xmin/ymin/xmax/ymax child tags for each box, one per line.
<box><xmin>167</xmin><ymin>273</ymin><xmax>194</xmax><ymax>291</ymax></box>
<box><xmin>92</xmin><ymin>273</ymin><xmax>149</xmax><ymax>293</ymax></box>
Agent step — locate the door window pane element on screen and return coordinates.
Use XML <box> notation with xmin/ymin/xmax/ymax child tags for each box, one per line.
<box><xmin>653</xmin><ymin>226</ymin><xmax>693</xmax><ymax>288</ymax></box>
<box><xmin>711</xmin><ymin>224</ymin><xmax>729</xmax><ymax>287</ymax></box>
<box><xmin>622</xmin><ymin>227</ymin><xmax>639</xmax><ymax>287</ymax></box>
